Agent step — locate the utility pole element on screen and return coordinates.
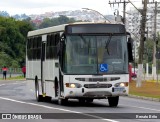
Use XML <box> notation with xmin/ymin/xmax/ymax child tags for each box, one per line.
<box><xmin>136</xmin><ymin>0</ymin><xmax>147</xmax><ymax>87</ymax></box>
<box><xmin>146</xmin><ymin>27</ymin><xmax>149</xmax><ymax>77</ymax></box>
<box><xmin>153</xmin><ymin>1</ymin><xmax>158</xmax><ymax>80</ymax></box>
<box><xmin>108</xmin><ymin>0</ymin><xmax>129</xmax><ymax>26</ymax></box>
<box><xmin>147</xmin><ymin>1</ymin><xmax>160</xmax><ymax>80</ymax></box>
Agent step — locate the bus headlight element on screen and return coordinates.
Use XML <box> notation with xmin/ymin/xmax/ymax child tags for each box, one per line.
<box><xmin>70</xmin><ymin>84</ymin><xmax>76</xmax><ymax>88</ymax></box>
<box><xmin>114</xmin><ymin>82</ymin><xmax>128</xmax><ymax>87</ymax></box>
<box><xmin>120</xmin><ymin>83</ymin><xmax>125</xmax><ymax>87</ymax></box>
<box><xmin>65</xmin><ymin>83</ymin><xmax>82</xmax><ymax>88</ymax></box>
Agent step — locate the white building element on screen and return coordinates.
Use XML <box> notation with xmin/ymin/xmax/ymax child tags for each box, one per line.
<box><xmin>126</xmin><ymin>5</ymin><xmax>160</xmax><ymax>60</ymax></box>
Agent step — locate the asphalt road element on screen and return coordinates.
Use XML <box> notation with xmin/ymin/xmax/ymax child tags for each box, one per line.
<box><xmin>0</xmin><ymin>80</ymin><xmax>160</xmax><ymax>122</ymax></box>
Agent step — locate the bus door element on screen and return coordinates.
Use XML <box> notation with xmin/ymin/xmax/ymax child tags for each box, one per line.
<box><xmin>41</xmin><ymin>38</ymin><xmax>46</xmax><ymax>96</ymax></box>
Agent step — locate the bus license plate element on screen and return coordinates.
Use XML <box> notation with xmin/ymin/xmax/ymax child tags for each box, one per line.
<box><xmin>114</xmin><ymin>87</ymin><xmax>125</xmax><ymax>92</ymax></box>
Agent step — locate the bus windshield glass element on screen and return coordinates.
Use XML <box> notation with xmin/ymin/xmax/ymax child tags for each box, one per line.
<box><xmin>63</xmin><ymin>35</ymin><xmax>128</xmax><ymax>74</ymax></box>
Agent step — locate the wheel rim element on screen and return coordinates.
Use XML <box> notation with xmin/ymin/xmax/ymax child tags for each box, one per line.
<box><xmin>35</xmin><ymin>82</ymin><xmax>39</xmax><ymax>99</ymax></box>
<box><xmin>58</xmin><ymin>98</ymin><xmax>61</xmax><ymax>104</ymax></box>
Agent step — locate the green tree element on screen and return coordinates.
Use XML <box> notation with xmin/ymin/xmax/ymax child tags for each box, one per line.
<box><xmin>0</xmin><ymin>16</ymin><xmax>33</xmax><ymax>68</ymax></box>
<box><xmin>144</xmin><ymin>38</ymin><xmax>154</xmax><ymax>64</ymax></box>
<box><xmin>58</xmin><ymin>15</ymin><xmax>70</xmax><ymax>24</ymax></box>
<box><xmin>0</xmin><ymin>52</ymin><xmax>13</xmax><ymax>67</ymax></box>
<box><xmin>39</xmin><ymin>15</ymin><xmax>77</xmax><ymax>29</ymax></box>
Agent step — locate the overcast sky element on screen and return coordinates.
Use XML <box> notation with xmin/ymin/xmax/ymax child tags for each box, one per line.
<box><xmin>0</xmin><ymin>0</ymin><xmax>143</xmax><ymax>16</ymax></box>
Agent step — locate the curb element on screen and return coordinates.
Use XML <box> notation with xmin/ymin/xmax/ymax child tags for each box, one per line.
<box><xmin>128</xmin><ymin>94</ymin><xmax>160</xmax><ymax>102</ymax></box>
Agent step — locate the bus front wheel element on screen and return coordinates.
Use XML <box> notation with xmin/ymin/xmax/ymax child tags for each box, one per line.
<box><xmin>78</xmin><ymin>98</ymin><xmax>86</xmax><ymax>103</ymax></box>
<box><xmin>57</xmin><ymin>83</ymin><xmax>68</xmax><ymax>105</ymax></box>
<box><xmin>86</xmin><ymin>99</ymin><xmax>94</xmax><ymax>103</ymax></box>
<box><xmin>58</xmin><ymin>98</ymin><xmax>68</xmax><ymax>105</ymax></box>
<box><xmin>108</xmin><ymin>96</ymin><xmax>119</xmax><ymax>107</ymax></box>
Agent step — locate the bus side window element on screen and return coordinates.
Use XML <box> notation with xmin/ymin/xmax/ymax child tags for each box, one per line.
<box><xmin>33</xmin><ymin>37</ymin><xmax>37</xmax><ymax>60</ymax></box>
<box><xmin>52</xmin><ymin>34</ymin><xmax>56</xmax><ymax>58</ymax></box>
<box><xmin>55</xmin><ymin>33</ymin><xmax>60</xmax><ymax>45</ymax></box>
<box><xmin>46</xmin><ymin>33</ymin><xmax>60</xmax><ymax>59</ymax></box>
<box><xmin>30</xmin><ymin>38</ymin><xmax>34</xmax><ymax>60</ymax></box>
<box><xmin>27</xmin><ymin>38</ymin><xmax>31</xmax><ymax>60</ymax></box>
<box><xmin>37</xmin><ymin>36</ymin><xmax>41</xmax><ymax>59</ymax></box>
<box><xmin>46</xmin><ymin>34</ymin><xmax>51</xmax><ymax>59</ymax></box>
<box><xmin>54</xmin><ymin>33</ymin><xmax>60</xmax><ymax>58</ymax></box>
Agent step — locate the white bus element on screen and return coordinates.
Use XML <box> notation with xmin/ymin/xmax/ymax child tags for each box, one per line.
<box><xmin>26</xmin><ymin>22</ymin><xmax>133</xmax><ymax>107</ymax></box>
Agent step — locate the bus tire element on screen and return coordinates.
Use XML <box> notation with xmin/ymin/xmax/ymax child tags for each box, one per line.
<box><xmin>45</xmin><ymin>96</ymin><xmax>52</xmax><ymax>102</ymax></box>
<box><xmin>55</xmin><ymin>78</ymin><xmax>58</xmax><ymax>97</ymax></box>
<box><xmin>78</xmin><ymin>98</ymin><xmax>86</xmax><ymax>103</ymax></box>
<box><xmin>108</xmin><ymin>96</ymin><xmax>119</xmax><ymax>107</ymax></box>
<box><xmin>86</xmin><ymin>99</ymin><xmax>94</xmax><ymax>103</ymax></box>
<box><xmin>58</xmin><ymin>98</ymin><xmax>68</xmax><ymax>105</ymax></box>
<box><xmin>57</xmin><ymin>82</ymin><xmax>68</xmax><ymax>105</ymax></box>
<box><xmin>35</xmin><ymin>78</ymin><xmax>43</xmax><ymax>102</ymax></box>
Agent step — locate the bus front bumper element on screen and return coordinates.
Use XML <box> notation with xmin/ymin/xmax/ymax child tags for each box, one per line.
<box><xmin>63</xmin><ymin>87</ymin><xmax>128</xmax><ymax>99</ymax></box>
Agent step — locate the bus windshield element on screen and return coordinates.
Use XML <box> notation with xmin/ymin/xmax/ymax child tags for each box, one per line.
<box><xmin>63</xmin><ymin>35</ymin><xmax>128</xmax><ymax>75</ymax></box>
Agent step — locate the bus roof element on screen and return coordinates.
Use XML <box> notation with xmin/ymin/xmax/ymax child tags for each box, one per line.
<box><xmin>27</xmin><ymin>24</ymin><xmax>68</xmax><ymax>37</ymax></box>
<box><xmin>27</xmin><ymin>22</ymin><xmax>125</xmax><ymax>37</ymax></box>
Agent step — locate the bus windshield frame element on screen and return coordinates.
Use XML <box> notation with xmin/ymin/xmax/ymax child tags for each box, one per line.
<box><xmin>62</xmin><ymin>34</ymin><xmax>129</xmax><ymax>75</ymax></box>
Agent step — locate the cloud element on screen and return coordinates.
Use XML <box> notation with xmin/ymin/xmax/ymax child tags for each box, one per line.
<box><xmin>0</xmin><ymin>0</ymin><xmax>104</xmax><ymax>9</ymax></box>
<box><xmin>1</xmin><ymin>0</ymin><xmax>56</xmax><ymax>8</ymax></box>
<box><xmin>0</xmin><ymin>0</ymin><xmax>109</xmax><ymax>15</ymax></box>
<box><xmin>0</xmin><ymin>0</ymin><xmax>142</xmax><ymax>15</ymax></box>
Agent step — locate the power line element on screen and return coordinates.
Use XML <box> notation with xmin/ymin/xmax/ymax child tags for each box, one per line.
<box><xmin>108</xmin><ymin>0</ymin><xmax>129</xmax><ymax>25</ymax></box>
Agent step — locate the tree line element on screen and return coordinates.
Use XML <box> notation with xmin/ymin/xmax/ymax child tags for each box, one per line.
<box><xmin>0</xmin><ymin>16</ymin><xmax>33</xmax><ymax>68</ymax></box>
<box><xmin>38</xmin><ymin>15</ymin><xmax>78</xmax><ymax>29</ymax></box>
<box><xmin>0</xmin><ymin>15</ymin><xmax>78</xmax><ymax>68</ymax></box>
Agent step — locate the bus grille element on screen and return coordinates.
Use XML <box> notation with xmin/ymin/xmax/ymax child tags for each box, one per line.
<box><xmin>84</xmin><ymin>84</ymin><xmax>112</xmax><ymax>88</ymax></box>
<box><xmin>75</xmin><ymin>77</ymin><xmax>120</xmax><ymax>82</ymax></box>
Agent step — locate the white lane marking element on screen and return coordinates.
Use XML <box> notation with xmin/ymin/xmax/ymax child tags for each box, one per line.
<box><xmin>0</xmin><ymin>81</ymin><xmax>26</xmax><ymax>86</ymax></box>
<box><xmin>0</xmin><ymin>97</ymin><xmax>118</xmax><ymax>122</ymax></box>
<box><xmin>120</xmin><ymin>104</ymin><xmax>160</xmax><ymax>112</ymax></box>
<box><xmin>0</xmin><ymin>84</ymin><xmax>5</xmax><ymax>87</ymax></box>
<box><xmin>97</xmin><ymin>100</ymin><xmax>160</xmax><ymax>112</ymax></box>
<box><xmin>8</xmin><ymin>82</ymin><xmax>26</xmax><ymax>85</ymax></box>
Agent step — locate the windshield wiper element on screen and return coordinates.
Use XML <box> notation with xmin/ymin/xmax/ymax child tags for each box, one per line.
<box><xmin>105</xmin><ymin>34</ymin><xmax>113</xmax><ymax>55</ymax></box>
<box><xmin>79</xmin><ymin>34</ymin><xmax>87</xmax><ymax>43</ymax></box>
<box><xmin>79</xmin><ymin>35</ymin><xmax>90</xmax><ymax>54</ymax></box>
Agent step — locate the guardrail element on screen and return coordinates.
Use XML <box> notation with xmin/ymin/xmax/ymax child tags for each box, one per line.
<box><xmin>0</xmin><ymin>68</ymin><xmax>23</xmax><ymax>78</ymax></box>
<box><xmin>0</xmin><ymin>68</ymin><xmax>22</xmax><ymax>74</ymax></box>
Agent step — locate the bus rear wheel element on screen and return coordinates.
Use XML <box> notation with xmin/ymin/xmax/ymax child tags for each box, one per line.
<box><xmin>35</xmin><ymin>78</ymin><xmax>43</xmax><ymax>102</ymax></box>
<box><xmin>108</xmin><ymin>96</ymin><xmax>119</xmax><ymax>107</ymax></box>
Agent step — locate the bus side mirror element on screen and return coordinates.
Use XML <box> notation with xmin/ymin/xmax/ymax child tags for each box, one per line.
<box><xmin>128</xmin><ymin>37</ymin><xmax>133</xmax><ymax>62</ymax></box>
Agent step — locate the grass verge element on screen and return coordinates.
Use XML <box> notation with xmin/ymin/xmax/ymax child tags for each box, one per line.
<box><xmin>129</xmin><ymin>80</ymin><xmax>160</xmax><ymax>98</ymax></box>
<box><xmin>0</xmin><ymin>75</ymin><xmax>25</xmax><ymax>80</ymax></box>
